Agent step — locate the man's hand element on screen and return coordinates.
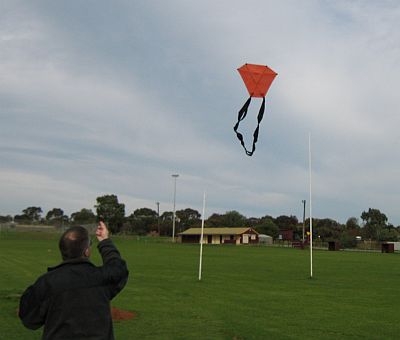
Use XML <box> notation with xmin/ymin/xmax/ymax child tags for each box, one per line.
<box><xmin>96</xmin><ymin>221</ymin><xmax>109</xmax><ymax>242</ymax></box>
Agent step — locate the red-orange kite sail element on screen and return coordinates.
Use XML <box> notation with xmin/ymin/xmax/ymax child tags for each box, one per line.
<box><xmin>234</xmin><ymin>63</ymin><xmax>277</xmax><ymax>156</ymax></box>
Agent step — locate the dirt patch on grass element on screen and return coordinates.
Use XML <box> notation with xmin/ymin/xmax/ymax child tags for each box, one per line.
<box><xmin>111</xmin><ymin>306</ymin><xmax>136</xmax><ymax>321</ymax></box>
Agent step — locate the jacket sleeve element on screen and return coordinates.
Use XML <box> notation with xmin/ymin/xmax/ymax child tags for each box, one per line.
<box><xmin>19</xmin><ymin>278</ymin><xmax>48</xmax><ymax>330</ymax></box>
<box><xmin>97</xmin><ymin>238</ymin><xmax>129</xmax><ymax>299</ymax></box>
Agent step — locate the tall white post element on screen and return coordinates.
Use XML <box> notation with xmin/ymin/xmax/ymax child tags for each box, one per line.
<box><xmin>309</xmin><ymin>133</ymin><xmax>313</xmax><ymax>278</ymax></box>
<box><xmin>198</xmin><ymin>191</ymin><xmax>206</xmax><ymax>281</ymax></box>
<box><xmin>172</xmin><ymin>174</ymin><xmax>179</xmax><ymax>242</ymax></box>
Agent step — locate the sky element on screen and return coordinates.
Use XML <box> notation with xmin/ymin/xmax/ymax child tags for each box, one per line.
<box><xmin>1</xmin><ymin>1</ymin><xmax>400</xmax><ymax>225</ymax></box>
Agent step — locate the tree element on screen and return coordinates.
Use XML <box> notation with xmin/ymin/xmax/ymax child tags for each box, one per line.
<box><xmin>340</xmin><ymin>233</ymin><xmax>357</xmax><ymax>248</ymax></box>
<box><xmin>223</xmin><ymin>211</ymin><xmax>246</xmax><ymax>227</ymax></box>
<box><xmin>207</xmin><ymin>211</ymin><xmax>246</xmax><ymax>228</ymax></box>
<box><xmin>159</xmin><ymin>211</ymin><xmax>173</xmax><ymax>236</ymax></box>
<box><xmin>45</xmin><ymin>208</ymin><xmax>68</xmax><ymax>226</ymax></box>
<box><xmin>45</xmin><ymin>208</ymin><xmax>69</xmax><ymax>227</ymax></box>
<box><xmin>132</xmin><ymin>207</ymin><xmax>158</xmax><ymax>235</ymax></box>
<box><xmin>254</xmin><ymin>217</ymin><xmax>279</xmax><ymax>238</ymax></box>
<box><xmin>206</xmin><ymin>213</ymin><xmax>223</xmax><ymax>227</ymax></box>
<box><xmin>124</xmin><ymin>215</ymin><xmax>144</xmax><ymax>235</ymax></box>
<box><xmin>46</xmin><ymin>208</ymin><xmax>64</xmax><ymax>220</ymax></box>
<box><xmin>14</xmin><ymin>214</ymin><xmax>30</xmax><ymax>224</ymax></box>
<box><xmin>207</xmin><ymin>210</ymin><xmax>246</xmax><ymax>228</ymax></box>
<box><xmin>122</xmin><ymin>208</ymin><xmax>157</xmax><ymax>235</ymax></box>
<box><xmin>338</xmin><ymin>217</ymin><xmax>361</xmax><ymax>247</ymax></box>
<box><xmin>70</xmin><ymin>208</ymin><xmax>97</xmax><ymax>225</ymax></box>
<box><xmin>378</xmin><ymin>228</ymin><xmax>399</xmax><ymax>242</ymax></box>
<box><xmin>345</xmin><ymin>217</ymin><xmax>360</xmax><ymax>230</ymax></box>
<box><xmin>274</xmin><ymin>215</ymin><xmax>298</xmax><ymax>230</ymax></box>
<box><xmin>160</xmin><ymin>211</ymin><xmax>173</xmax><ymax>222</ymax></box>
<box><xmin>361</xmin><ymin>208</ymin><xmax>388</xmax><ymax>240</ymax></box>
<box><xmin>246</xmin><ymin>217</ymin><xmax>262</xmax><ymax>227</ymax></box>
<box><xmin>0</xmin><ymin>215</ymin><xmax>12</xmax><ymax>223</ymax></box>
<box><xmin>361</xmin><ymin>208</ymin><xmax>388</xmax><ymax>226</ymax></box>
<box><xmin>22</xmin><ymin>207</ymin><xmax>42</xmax><ymax>223</ymax></box>
<box><xmin>95</xmin><ymin>195</ymin><xmax>125</xmax><ymax>234</ymax></box>
<box><xmin>133</xmin><ymin>208</ymin><xmax>158</xmax><ymax>218</ymax></box>
<box><xmin>312</xmin><ymin>218</ymin><xmax>343</xmax><ymax>241</ymax></box>
<box><xmin>176</xmin><ymin>208</ymin><xmax>201</xmax><ymax>232</ymax></box>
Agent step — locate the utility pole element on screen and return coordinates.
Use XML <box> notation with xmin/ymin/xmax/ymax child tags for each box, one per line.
<box><xmin>156</xmin><ymin>202</ymin><xmax>160</xmax><ymax>235</ymax></box>
<box><xmin>172</xmin><ymin>174</ymin><xmax>179</xmax><ymax>242</ymax></box>
<box><xmin>302</xmin><ymin>199</ymin><xmax>306</xmax><ymax>242</ymax></box>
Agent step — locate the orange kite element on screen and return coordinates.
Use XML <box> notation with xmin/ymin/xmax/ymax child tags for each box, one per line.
<box><xmin>234</xmin><ymin>63</ymin><xmax>277</xmax><ymax>156</ymax></box>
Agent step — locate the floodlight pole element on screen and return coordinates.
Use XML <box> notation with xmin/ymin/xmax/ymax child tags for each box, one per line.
<box><xmin>199</xmin><ymin>191</ymin><xmax>206</xmax><ymax>281</ymax></box>
<box><xmin>302</xmin><ymin>199</ymin><xmax>306</xmax><ymax>242</ymax></box>
<box><xmin>172</xmin><ymin>174</ymin><xmax>179</xmax><ymax>242</ymax></box>
<box><xmin>309</xmin><ymin>133</ymin><xmax>313</xmax><ymax>278</ymax></box>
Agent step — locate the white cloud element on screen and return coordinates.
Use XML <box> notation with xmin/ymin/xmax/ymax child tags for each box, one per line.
<box><xmin>1</xmin><ymin>1</ymin><xmax>400</xmax><ymax>224</ymax></box>
<box><xmin>0</xmin><ymin>169</ymin><xmax>97</xmax><ymax>215</ymax></box>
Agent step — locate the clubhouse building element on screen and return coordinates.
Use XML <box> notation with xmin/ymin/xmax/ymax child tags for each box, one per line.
<box><xmin>178</xmin><ymin>227</ymin><xmax>259</xmax><ymax>245</ymax></box>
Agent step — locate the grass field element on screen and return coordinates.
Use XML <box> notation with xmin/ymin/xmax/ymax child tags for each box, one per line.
<box><xmin>1</xmin><ymin>231</ymin><xmax>400</xmax><ymax>339</ymax></box>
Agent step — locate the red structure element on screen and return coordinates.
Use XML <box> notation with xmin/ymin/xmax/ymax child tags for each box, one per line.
<box><xmin>382</xmin><ymin>243</ymin><xmax>394</xmax><ymax>253</ymax></box>
<box><xmin>328</xmin><ymin>241</ymin><xmax>340</xmax><ymax>251</ymax></box>
<box><xmin>279</xmin><ymin>229</ymin><xmax>293</xmax><ymax>241</ymax></box>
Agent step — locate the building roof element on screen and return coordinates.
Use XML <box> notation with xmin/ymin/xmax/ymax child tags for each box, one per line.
<box><xmin>259</xmin><ymin>234</ymin><xmax>272</xmax><ymax>238</ymax></box>
<box><xmin>179</xmin><ymin>227</ymin><xmax>258</xmax><ymax>236</ymax></box>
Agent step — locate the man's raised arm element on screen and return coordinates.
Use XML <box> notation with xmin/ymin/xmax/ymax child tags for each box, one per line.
<box><xmin>96</xmin><ymin>221</ymin><xmax>129</xmax><ymax>298</ymax></box>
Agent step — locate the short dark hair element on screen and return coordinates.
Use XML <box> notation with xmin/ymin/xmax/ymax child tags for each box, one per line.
<box><xmin>59</xmin><ymin>226</ymin><xmax>90</xmax><ymax>260</ymax></box>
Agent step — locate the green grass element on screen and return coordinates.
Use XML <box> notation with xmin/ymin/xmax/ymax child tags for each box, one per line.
<box><xmin>1</xmin><ymin>231</ymin><xmax>400</xmax><ymax>339</ymax></box>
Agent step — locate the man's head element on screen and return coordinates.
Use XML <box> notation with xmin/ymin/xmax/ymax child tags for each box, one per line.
<box><xmin>59</xmin><ymin>226</ymin><xmax>91</xmax><ymax>261</ymax></box>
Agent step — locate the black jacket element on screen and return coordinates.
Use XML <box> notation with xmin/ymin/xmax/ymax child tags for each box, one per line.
<box><xmin>19</xmin><ymin>238</ymin><xmax>129</xmax><ymax>340</ymax></box>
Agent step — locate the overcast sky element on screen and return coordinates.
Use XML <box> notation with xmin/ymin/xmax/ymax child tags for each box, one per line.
<box><xmin>1</xmin><ymin>1</ymin><xmax>400</xmax><ymax>225</ymax></box>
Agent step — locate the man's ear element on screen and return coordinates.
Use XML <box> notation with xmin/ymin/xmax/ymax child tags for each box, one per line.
<box><xmin>84</xmin><ymin>247</ymin><xmax>91</xmax><ymax>258</ymax></box>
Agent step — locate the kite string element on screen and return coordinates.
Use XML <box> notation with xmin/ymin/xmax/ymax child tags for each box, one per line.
<box><xmin>233</xmin><ymin>96</ymin><xmax>265</xmax><ymax>156</ymax></box>
<box><xmin>247</xmin><ymin>96</ymin><xmax>265</xmax><ymax>156</ymax></box>
<box><xmin>233</xmin><ymin>97</ymin><xmax>251</xmax><ymax>152</ymax></box>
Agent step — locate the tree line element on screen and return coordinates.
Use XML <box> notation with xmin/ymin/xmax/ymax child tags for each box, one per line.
<box><xmin>1</xmin><ymin>195</ymin><xmax>399</xmax><ymax>246</ymax></box>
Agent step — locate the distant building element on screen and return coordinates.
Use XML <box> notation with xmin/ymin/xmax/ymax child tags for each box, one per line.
<box><xmin>384</xmin><ymin>242</ymin><xmax>400</xmax><ymax>251</ymax></box>
<box><xmin>258</xmin><ymin>234</ymin><xmax>273</xmax><ymax>245</ymax></box>
<box><xmin>178</xmin><ymin>227</ymin><xmax>259</xmax><ymax>245</ymax></box>
<box><xmin>278</xmin><ymin>229</ymin><xmax>293</xmax><ymax>241</ymax></box>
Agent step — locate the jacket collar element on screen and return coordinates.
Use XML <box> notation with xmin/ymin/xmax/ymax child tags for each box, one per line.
<box><xmin>48</xmin><ymin>257</ymin><xmax>93</xmax><ymax>271</ymax></box>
